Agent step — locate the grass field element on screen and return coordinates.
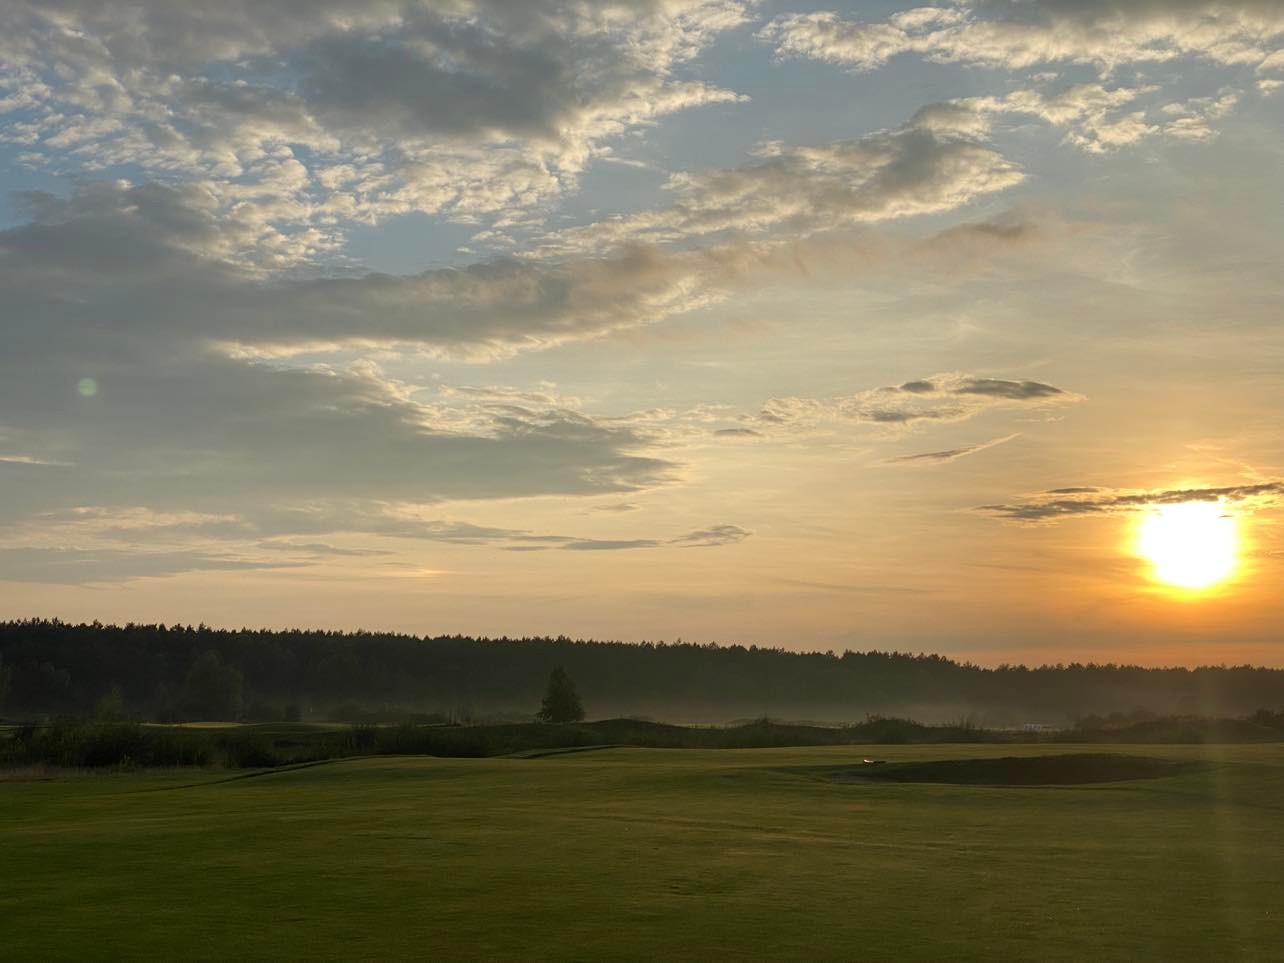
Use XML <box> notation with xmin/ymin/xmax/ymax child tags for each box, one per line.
<box><xmin>4</xmin><ymin>743</ymin><xmax>1283</xmax><ymax>961</ymax></box>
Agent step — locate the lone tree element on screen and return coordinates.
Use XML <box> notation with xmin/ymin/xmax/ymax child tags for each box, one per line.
<box><xmin>537</xmin><ymin>666</ymin><xmax>585</xmax><ymax>723</ymax></box>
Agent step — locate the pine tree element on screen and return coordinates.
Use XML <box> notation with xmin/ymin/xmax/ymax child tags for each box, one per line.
<box><xmin>537</xmin><ymin>666</ymin><xmax>585</xmax><ymax>723</ymax></box>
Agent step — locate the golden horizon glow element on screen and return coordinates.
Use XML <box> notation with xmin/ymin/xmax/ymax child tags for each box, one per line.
<box><xmin>1135</xmin><ymin>501</ymin><xmax>1239</xmax><ymax>592</ymax></box>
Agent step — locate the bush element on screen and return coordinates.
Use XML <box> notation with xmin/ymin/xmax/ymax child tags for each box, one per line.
<box><xmin>1</xmin><ymin>722</ymin><xmax>212</xmax><ymax>769</ymax></box>
<box><xmin>1249</xmin><ymin>708</ymin><xmax>1284</xmax><ymax>729</ymax></box>
<box><xmin>217</xmin><ymin>729</ymin><xmax>281</xmax><ymax>768</ymax></box>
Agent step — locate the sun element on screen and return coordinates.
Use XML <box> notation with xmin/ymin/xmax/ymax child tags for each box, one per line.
<box><xmin>1134</xmin><ymin>501</ymin><xmax>1238</xmax><ymax>591</ymax></box>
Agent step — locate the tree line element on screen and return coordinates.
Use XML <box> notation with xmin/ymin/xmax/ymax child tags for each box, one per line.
<box><xmin>2</xmin><ymin>618</ymin><xmax>1283</xmax><ymax>724</ymax></box>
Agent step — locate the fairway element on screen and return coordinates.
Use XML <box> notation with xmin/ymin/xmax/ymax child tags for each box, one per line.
<box><xmin>4</xmin><ymin>744</ymin><xmax>1283</xmax><ymax>961</ymax></box>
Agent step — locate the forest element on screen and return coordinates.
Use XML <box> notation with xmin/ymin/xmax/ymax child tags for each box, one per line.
<box><xmin>3</xmin><ymin>619</ymin><xmax>1283</xmax><ymax>725</ymax></box>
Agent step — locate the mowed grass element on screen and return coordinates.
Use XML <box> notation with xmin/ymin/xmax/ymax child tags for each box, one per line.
<box><xmin>3</xmin><ymin>743</ymin><xmax>1283</xmax><ymax>961</ymax></box>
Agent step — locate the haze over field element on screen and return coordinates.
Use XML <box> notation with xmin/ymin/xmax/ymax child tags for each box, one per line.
<box><xmin>2</xmin><ymin>1</ymin><xmax>1283</xmax><ymax>664</ymax></box>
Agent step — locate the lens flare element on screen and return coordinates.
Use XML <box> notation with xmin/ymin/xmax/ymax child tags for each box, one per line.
<box><xmin>1135</xmin><ymin>501</ymin><xmax>1238</xmax><ymax>591</ymax></box>
<box><xmin>77</xmin><ymin>377</ymin><xmax>98</xmax><ymax>397</ymax></box>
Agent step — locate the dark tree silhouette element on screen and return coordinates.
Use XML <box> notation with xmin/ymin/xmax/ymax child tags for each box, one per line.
<box><xmin>537</xmin><ymin>666</ymin><xmax>585</xmax><ymax>723</ymax></box>
<box><xmin>182</xmin><ymin>650</ymin><xmax>243</xmax><ymax>720</ymax></box>
<box><xmin>4</xmin><ymin>620</ymin><xmax>1284</xmax><ymax>724</ymax></box>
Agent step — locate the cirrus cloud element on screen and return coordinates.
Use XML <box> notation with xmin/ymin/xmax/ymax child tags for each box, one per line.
<box><xmin>884</xmin><ymin>432</ymin><xmax>1020</xmax><ymax>464</ymax></box>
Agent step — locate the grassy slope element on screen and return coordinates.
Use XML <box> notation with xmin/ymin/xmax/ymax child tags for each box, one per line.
<box><xmin>3</xmin><ymin>744</ymin><xmax>1283</xmax><ymax>961</ymax></box>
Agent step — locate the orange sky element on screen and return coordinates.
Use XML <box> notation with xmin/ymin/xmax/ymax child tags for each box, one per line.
<box><xmin>2</xmin><ymin>1</ymin><xmax>1283</xmax><ymax>665</ymax></box>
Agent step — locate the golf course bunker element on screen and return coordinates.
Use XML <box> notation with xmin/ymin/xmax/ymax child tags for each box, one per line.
<box><xmin>832</xmin><ymin>753</ymin><xmax>1201</xmax><ymax>786</ymax></box>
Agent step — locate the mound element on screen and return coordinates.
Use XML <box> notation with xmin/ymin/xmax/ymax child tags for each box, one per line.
<box><xmin>831</xmin><ymin>753</ymin><xmax>1199</xmax><ymax>786</ymax></box>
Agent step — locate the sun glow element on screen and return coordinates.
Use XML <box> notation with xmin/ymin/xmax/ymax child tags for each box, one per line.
<box><xmin>1135</xmin><ymin>501</ymin><xmax>1239</xmax><ymax>591</ymax></box>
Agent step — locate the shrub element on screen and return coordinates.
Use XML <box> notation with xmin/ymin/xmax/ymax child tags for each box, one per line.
<box><xmin>217</xmin><ymin>730</ymin><xmax>281</xmax><ymax>768</ymax></box>
<box><xmin>1</xmin><ymin>722</ymin><xmax>212</xmax><ymax>769</ymax></box>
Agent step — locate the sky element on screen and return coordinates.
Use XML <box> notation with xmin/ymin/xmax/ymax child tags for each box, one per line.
<box><xmin>1</xmin><ymin>0</ymin><xmax>1282</xmax><ymax>665</ymax></box>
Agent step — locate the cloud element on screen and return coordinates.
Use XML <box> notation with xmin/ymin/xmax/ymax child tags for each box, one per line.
<box><xmin>753</xmin><ymin>374</ymin><xmax>1080</xmax><ymax>433</ymax></box>
<box><xmin>0</xmin><ymin>353</ymin><xmax>677</xmax><ymax>527</ymax></box>
<box><xmin>953</xmin><ymin>379</ymin><xmax>1065</xmax><ymax>400</ymax></box>
<box><xmin>0</xmin><ymin>455</ymin><xmax>72</xmax><ymax>467</ymax></box>
<box><xmin>0</xmin><ymin>504</ymin><xmax>751</xmax><ymax>582</ymax></box>
<box><xmin>0</xmin><ymin>166</ymin><xmax>1061</xmax><ymax>558</ymax></box>
<box><xmin>0</xmin><ymin>181</ymin><xmax>736</xmax><ymax>359</ymax></box>
<box><xmin>549</xmin><ymin>523</ymin><xmax>751</xmax><ymax>551</ymax></box>
<box><xmin>0</xmin><ymin>0</ymin><xmax>754</xmax><ymax>263</ymax></box>
<box><xmin>978</xmin><ymin>481</ymin><xmax>1284</xmax><ymax>523</ymax></box>
<box><xmin>255</xmin><ymin>541</ymin><xmax>394</xmax><ymax>558</ymax></box>
<box><xmin>885</xmin><ymin>433</ymin><xmax>1019</xmax><ymax>464</ymax></box>
<box><xmin>940</xmin><ymin>84</ymin><xmax>1163</xmax><ymax>152</ymax></box>
<box><xmin>0</xmin><ymin>85</ymin><xmax>1048</xmax><ymax>368</ymax></box>
<box><xmin>1158</xmin><ymin>88</ymin><xmax>1244</xmax><ymax>141</ymax></box>
<box><xmin>388</xmin><ymin>518</ymin><xmax>751</xmax><ymax>552</ymax></box>
<box><xmin>760</xmin><ymin>2</ymin><xmax>1284</xmax><ymax>74</ymax></box>
<box><xmin>0</xmin><ymin>95</ymin><xmax>1063</xmax><ymax>566</ymax></box>
<box><xmin>0</xmin><ymin>546</ymin><xmax>294</xmax><ymax>585</ymax></box>
<box><xmin>556</xmin><ymin>539</ymin><xmax>661</xmax><ymax>552</ymax></box>
<box><xmin>534</xmin><ymin>111</ymin><xmax>1025</xmax><ymax>255</ymax></box>
<box><xmin>915</xmin><ymin>81</ymin><xmax>1246</xmax><ymax>152</ymax></box>
<box><xmin>669</xmin><ymin>524</ymin><xmax>752</xmax><ymax>547</ymax></box>
<box><xmin>2</xmin><ymin>180</ymin><xmax>1035</xmax><ymax>366</ymax></box>
<box><xmin>0</xmin><ymin>177</ymin><xmax>1053</xmax><ymax>367</ymax></box>
<box><xmin>760</xmin><ymin>2</ymin><xmax>1281</xmax><ymax>151</ymax></box>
